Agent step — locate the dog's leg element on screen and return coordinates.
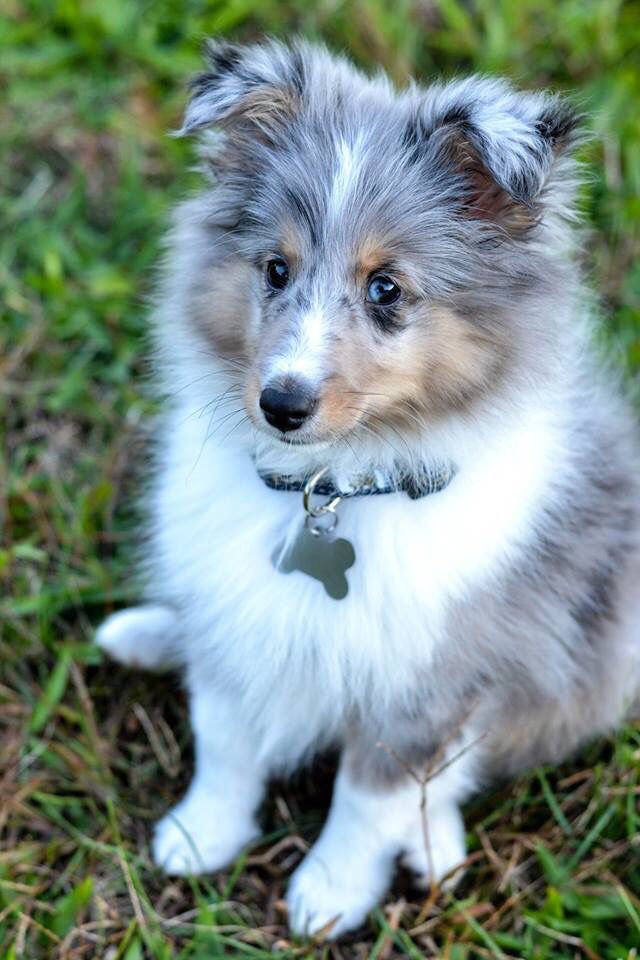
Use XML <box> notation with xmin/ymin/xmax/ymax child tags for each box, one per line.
<box><xmin>153</xmin><ymin>676</ymin><xmax>265</xmax><ymax>875</ymax></box>
<box><xmin>287</xmin><ymin>739</ymin><xmax>474</xmax><ymax>938</ymax></box>
<box><xmin>399</xmin><ymin>800</ymin><xmax>467</xmax><ymax>889</ymax></box>
<box><xmin>95</xmin><ymin>604</ymin><xmax>182</xmax><ymax>670</ymax></box>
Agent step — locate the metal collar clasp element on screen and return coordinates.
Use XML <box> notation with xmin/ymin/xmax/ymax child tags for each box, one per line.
<box><xmin>302</xmin><ymin>467</ymin><xmax>342</xmax><ymax>536</ymax></box>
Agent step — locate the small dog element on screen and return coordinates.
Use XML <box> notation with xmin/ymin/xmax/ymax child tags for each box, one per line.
<box><xmin>97</xmin><ymin>39</ymin><xmax>640</xmax><ymax>938</ymax></box>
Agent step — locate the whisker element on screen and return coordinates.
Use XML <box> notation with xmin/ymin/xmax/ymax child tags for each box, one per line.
<box><xmin>187</xmin><ymin>406</ymin><xmax>219</xmax><ymax>479</ymax></box>
<box><xmin>168</xmin><ymin>371</ymin><xmax>221</xmax><ymax>398</ymax></box>
<box><xmin>339</xmin><ymin>432</ymin><xmax>361</xmax><ymax>465</ymax></box>
<box><xmin>353</xmin><ymin>420</ymin><xmax>404</xmax><ymax>462</ymax></box>
<box><xmin>204</xmin><ymin>406</ymin><xmax>247</xmax><ymax>443</ymax></box>
<box><xmin>187</xmin><ymin>348</ymin><xmax>251</xmax><ymax>373</ymax></box>
<box><xmin>196</xmin><ymin>389</ymin><xmax>244</xmax><ymax>421</ymax></box>
<box><xmin>337</xmin><ymin>389</ymin><xmax>396</xmax><ymax>400</ymax></box>
<box><xmin>220</xmin><ymin>358</ymin><xmax>251</xmax><ymax>372</ymax></box>
<box><xmin>220</xmin><ymin>414</ymin><xmax>251</xmax><ymax>444</ymax></box>
<box><xmin>367</xmin><ymin>413</ymin><xmax>413</xmax><ymax>461</ymax></box>
<box><xmin>338</xmin><ymin>389</ymin><xmax>429</xmax><ymax>434</ymax></box>
<box><xmin>184</xmin><ymin>384</ymin><xmax>243</xmax><ymax>423</ymax></box>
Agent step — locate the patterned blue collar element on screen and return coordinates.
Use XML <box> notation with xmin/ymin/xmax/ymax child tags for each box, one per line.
<box><xmin>256</xmin><ymin>463</ymin><xmax>455</xmax><ymax>501</ymax></box>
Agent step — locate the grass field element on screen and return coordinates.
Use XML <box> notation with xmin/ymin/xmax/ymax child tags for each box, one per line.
<box><xmin>2</xmin><ymin>1</ymin><xmax>640</xmax><ymax>957</ymax></box>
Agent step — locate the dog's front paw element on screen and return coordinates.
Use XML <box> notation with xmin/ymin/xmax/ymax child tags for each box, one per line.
<box><xmin>287</xmin><ymin>852</ymin><xmax>387</xmax><ymax>939</ymax></box>
<box><xmin>401</xmin><ymin>803</ymin><xmax>466</xmax><ymax>890</ymax></box>
<box><xmin>153</xmin><ymin>800</ymin><xmax>259</xmax><ymax>876</ymax></box>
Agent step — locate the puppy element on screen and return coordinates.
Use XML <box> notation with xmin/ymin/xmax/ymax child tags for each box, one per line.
<box><xmin>97</xmin><ymin>39</ymin><xmax>640</xmax><ymax>938</ymax></box>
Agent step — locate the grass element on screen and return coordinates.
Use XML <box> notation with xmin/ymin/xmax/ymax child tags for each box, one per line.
<box><xmin>2</xmin><ymin>0</ymin><xmax>640</xmax><ymax>957</ymax></box>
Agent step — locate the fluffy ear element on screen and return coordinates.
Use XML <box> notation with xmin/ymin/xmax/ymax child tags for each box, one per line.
<box><xmin>178</xmin><ymin>38</ymin><xmax>303</xmax><ymax>141</ymax></box>
<box><xmin>416</xmin><ymin>78</ymin><xmax>583</xmax><ymax>235</ymax></box>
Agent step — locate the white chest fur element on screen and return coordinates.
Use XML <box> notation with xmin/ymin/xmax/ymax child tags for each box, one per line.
<box><xmin>149</xmin><ymin>396</ymin><xmax>562</xmax><ymax>766</ymax></box>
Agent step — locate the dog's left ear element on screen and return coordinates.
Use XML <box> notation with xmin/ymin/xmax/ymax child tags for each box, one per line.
<box><xmin>178</xmin><ymin>38</ymin><xmax>303</xmax><ymax>142</ymax></box>
<box><xmin>417</xmin><ymin>78</ymin><xmax>584</xmax><ymax>234</ymax></box>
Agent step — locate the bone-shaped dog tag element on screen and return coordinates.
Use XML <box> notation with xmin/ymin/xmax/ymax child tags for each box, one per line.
<box><xmin>272</xmin><ymin>526</ymin><xmax>356</xmax><ymax>600</ymax></box>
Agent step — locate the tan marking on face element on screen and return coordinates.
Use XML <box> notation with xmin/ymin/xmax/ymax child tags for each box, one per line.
<box><xmin>355</xmin><ymin>233</ymin><xmax>408</xmax><ymax>290</ymax></box>
<box><xmin>191</xmin><ymin>256</ymin><xmax>256</xmax><ymax>360</ymax></box>
<box><xmin>419</xmin><ymin>305</ymin><xmax>507</xmax><ymax>412</ymax></box>
<box><xmin>278</xmin><ymin>221</ymin><xmax>303</xmax><ymax>270</ymax></box>
<box><xmin>355</xmin><ymin>235</ymin><xmax>393</xmax><ymax>283</ymax></box>
<box><xmin>307</xmin><ymin>303</ymin><xmax>506</xmax><ymax>440</ymax></box>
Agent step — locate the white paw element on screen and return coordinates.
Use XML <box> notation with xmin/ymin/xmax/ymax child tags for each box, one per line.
<box><xmin>152</xmin><ymin>799</ymin><xmax>259</xmax><ymax>876</ymax></box>
<box><xmin>96</xmin><ymin>605</ymin><xmax>180</xmax><ymax>670</ymax></box>
<box><xmin>401</xmin><ymin>805</ymin><xmax>466</xmax><ymax>889</ymax></box>
<box><xmin>287</xmin><ymin>851</ymin><xmax>389</xmax><ymax>939</ymax></box>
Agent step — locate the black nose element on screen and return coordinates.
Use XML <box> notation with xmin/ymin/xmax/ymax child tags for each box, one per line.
<box><xmin>259</xmin><ymin>384</ymin><xmax>317</xmax><ymax>433</ymax></box>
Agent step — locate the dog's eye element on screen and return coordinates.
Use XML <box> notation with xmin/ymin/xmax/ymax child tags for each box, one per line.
<box><xmin>367</xmin><ymin>274</ymin><xmax>401</xmax><ymax>306</ymax></box>
<box><xmin>265</xmin><ymin>257</ymin><xmax>290</xmax><ymax>291</ymax></box>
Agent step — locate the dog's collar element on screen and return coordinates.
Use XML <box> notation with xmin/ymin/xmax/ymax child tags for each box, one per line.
<box><xmin>256</xmin><ymin>462</ymin><xmax>455</xmax><ymax>501</ymax></box>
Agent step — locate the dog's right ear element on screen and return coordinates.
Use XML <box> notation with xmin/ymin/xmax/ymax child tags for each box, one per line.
<box><xmin>177</xmin><ymin>39</ymin><xmax>303</xmax><ymax>143</ymax></box>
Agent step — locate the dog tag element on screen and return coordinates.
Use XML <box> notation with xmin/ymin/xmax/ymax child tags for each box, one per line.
<box><xmin>272</xmin><ymin>525</ymin><xmax>356</xmax><ymax>600</ymax></box>
<box><xmin>271</xmin><ymin>466</ymin><xmax>355</xmax><ymax>599</ymax></box>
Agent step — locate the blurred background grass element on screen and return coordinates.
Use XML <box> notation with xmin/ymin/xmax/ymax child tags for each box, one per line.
<box><xmin>1</xmin><ymin>1</ymin><xmax>640</xmax><ymax>958</ymax></box>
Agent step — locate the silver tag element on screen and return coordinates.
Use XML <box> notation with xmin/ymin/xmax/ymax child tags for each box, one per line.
<box><xmin>272</xmin><ymin>524</ymin><xmax>355</xmax><ymax>600</ymax></box>
<box><xmin>271</xmin><ymin>466</ymin><xmax>355</xmax><ymax>600</ymax></box>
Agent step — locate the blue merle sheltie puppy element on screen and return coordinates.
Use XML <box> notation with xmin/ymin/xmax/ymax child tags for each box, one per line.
<box><xmin>97</xmin><ymin>39</ymin><xmax>640</xmax><ymax>938</ymax></box>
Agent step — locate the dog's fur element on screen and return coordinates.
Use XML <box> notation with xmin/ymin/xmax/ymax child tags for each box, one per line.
<box><xmin>97</xmin><ymin>39</ymin><xmax>640</xmax><ymax>938</ymax></box>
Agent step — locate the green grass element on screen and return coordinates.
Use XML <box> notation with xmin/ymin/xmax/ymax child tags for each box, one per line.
<box><xmin>2</xmin><ymin>0</ymin><xmax>640</xmax><ymax>957</ymax></box>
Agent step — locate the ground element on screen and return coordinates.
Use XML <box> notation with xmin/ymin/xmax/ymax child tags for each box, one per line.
<box><xmin>2</xmin><ymin>1</ymin><xmax>640</xmax><ymax>957</ymax></box>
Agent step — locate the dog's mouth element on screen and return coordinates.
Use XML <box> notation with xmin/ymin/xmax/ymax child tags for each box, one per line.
<box><xmin>254</xmin><ymin>420</ymin><xmax>335</xmax><ymax>448</ymax></box>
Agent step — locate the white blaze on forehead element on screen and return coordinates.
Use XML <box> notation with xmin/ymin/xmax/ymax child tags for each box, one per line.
<box><xmin>266</xmin><ymin>137</ymin><xmax>362</xmax><ymax>386</ymax></box>
<box><xmin>330</xmin><ymin>136</ymin><xmax>362</xmax><ymax>217</ymax></box>
<box><xmin>269</xmin><ymin>303</ymin><xmax>329</xmax><ymax>382</ymax></box>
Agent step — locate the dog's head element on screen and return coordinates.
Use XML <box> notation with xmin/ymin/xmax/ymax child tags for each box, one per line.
<box><xmin>177</xmin><ymin>39</ymin><xmax>581</xmax><ymax>447</ymax></box>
